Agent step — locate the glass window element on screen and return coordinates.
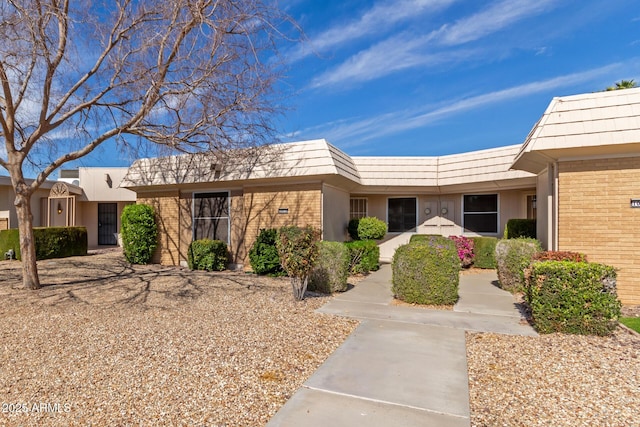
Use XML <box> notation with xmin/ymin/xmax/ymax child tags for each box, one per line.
<box><xmin>193</xmin><ymin>192</ymin><xmax>229</xmax><ymax>243</ymax></box>
<box><xmin>350</xmin><ymin>198</ymin><xmax>368</xmax><ymax>219</ymax></box>
<box><xmin>463</xmin><ymin>194</ymin><xmax>498</xmax><ymax>233</ymax></box>
<box><xmin>388</xmin><ymin>198</ymin><xmax>417</xmax><ymax>232</ymax></box>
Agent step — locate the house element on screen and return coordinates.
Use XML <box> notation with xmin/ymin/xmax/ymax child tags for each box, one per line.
<box><xmin>120</xmin><ymin>141</ymin><xmax>537</xmax><ymax>268</ymax></box>
<box><xmin>512</xmin><ymin>87</ymin><xmax>640</xmax><ymax>305</ymax></box>
<box><xmin>121</xmin><ymin>87</ymin><xmax>640</xmax><ymax>305</ymax></box>
<box><xmin>0</xmin><ymin>168</ymin><xmax>136</xmax><ymax>248</ymax></box>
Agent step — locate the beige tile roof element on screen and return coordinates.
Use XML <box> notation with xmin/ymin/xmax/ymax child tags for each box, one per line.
<box><xmin>121</xmin><ymin>140</ymin><xmax>535</xmax><ymax>191</ymax></box>
<box><xmin>512</xmin><ymin>88</ymin><xmax>640</xmax><ymax>173</ymax></box>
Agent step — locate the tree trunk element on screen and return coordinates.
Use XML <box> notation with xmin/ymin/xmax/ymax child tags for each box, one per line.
<box><xmin>290</xmin><ymin>276</ymin><xmax>308</xmax><ymax>301</ymax></box>
<box><xmin>15</xmin><ymin>192</ymin><xmax>41</xmax><ymax>290</ymax></box>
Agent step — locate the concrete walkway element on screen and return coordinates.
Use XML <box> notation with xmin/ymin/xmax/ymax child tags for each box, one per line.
<box><xmin>267</xmin><ymin>265</ymin><xmax>537</xmax><ymax>427</ymax></box>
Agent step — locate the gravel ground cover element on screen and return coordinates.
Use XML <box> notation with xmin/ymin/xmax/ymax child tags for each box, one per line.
<box><xmin>467</xmin><ymin>327</ymin><xmax>640</xmax><ymax>427</ymax></box>
<box><xmin>0</xmin><ymin>251</ymin><xmax>357</xmax><ymax>426</ymax></box>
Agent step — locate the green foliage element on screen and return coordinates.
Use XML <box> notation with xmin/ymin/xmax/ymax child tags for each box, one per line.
<box><xmin>347</xmin><ymin>216</ymin><xmax>387</xmax><ymax>240</ymax></box>
<box><xmin>0</xmin><ymin>229</ymin><xmax>20</xmax><ymax>259</ymax></box>
<box><xmin>121</xmin><ymin>204</ymin><xmax>158</xmax><ymax>264</ymax></box>
<box><xmin>392</xmin><ymin>239</ymin><xmax>459</xmax><ymax>305</ymax></box>
<box><xmin>347</xmin><ymin>218</ymin><xmax>360</xmax><ymax>241</ymax></box>
<box><xmin>344</xmin><ymin>240</ymin><xmax>380</xmax><ymax>274</ymax></box>
<box><xmin>188</xmin><ymin>239</ymin><xmax>228</xmax><ymax>271</ymax></box>
<box><xmin>526</xmin><ymin>261</ymin><xmax>621</xmax><ymax>336</ymax></box>
<box><xmin>471</xmin><ymin>237</ymin><xmax>497</xmax><ymax>269</ymax></box>
<box><xmin>248</xmin><ymin>228</ymin><xmax>283</xmax><ymax>276</ymax></box>
<box><xmin>620</xmin><ymin>317</ymin><xmax>640</xmax><ymax>333</ymax></box>
<box><xmin>276</xmin><ymin>226</ymin><xmax>321</xmax><ymax>300</ymax></box>
<box><xmin>0</xmin><ymin>227</ymin><xmax>87</xmax><ymax>260</ymax></box>
<box><xmin>409</xmin><ymin>234</ymin><xmax>449</xmax><ymax>245</ymax></box>
<box><xmin>504</xmin><ymin>219</ymin><xmax>536</xmax><ymax>239</ymax></box>
<box><xmin>495</xmin><ymin>238</ymin><xmax>541</xmax><ymax>292</ymax></box>
<box><xmin>357</xmin><ymin>217</ymin><xmax>387</xmax><ymax>240</ymax></box>
<box><xmin>309</xmin><ymin>241</ymin><xmax>350</xmax><ymax>294</ymax></box>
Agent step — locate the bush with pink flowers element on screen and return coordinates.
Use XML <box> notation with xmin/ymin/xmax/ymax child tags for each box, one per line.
<box><xmin>448</xmin><ymin>236</ymin><xmax>474</xmax><ymax>268</ymax></box>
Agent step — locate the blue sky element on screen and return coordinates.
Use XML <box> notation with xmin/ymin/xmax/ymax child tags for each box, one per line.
<box><xmin>277</xmin><ymin>0</ymin><xmax>640</xmax><ymax>156</ymax></box>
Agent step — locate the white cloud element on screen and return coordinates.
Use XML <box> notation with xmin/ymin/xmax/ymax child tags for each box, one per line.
<box><xmin>308</xmin><ymin>0</ymin><xmax>558</xmax><ymax>89</ymax></box>
<box><xmin>287</xmin><ymin>0</ymin><xmax>458</xmax><ymax>63</ymax></box>
<box><xmin>302</xmin><ymin>63</ymin><xmax>625</xmax><ymax>147</ymax></box>
<box><xmin>432</xmin><ymin>0</ymin><xmax>556</xmax><ymax>46</ymax></box>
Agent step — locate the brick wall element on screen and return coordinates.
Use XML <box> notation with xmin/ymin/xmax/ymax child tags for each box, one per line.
<box><xmin>558</xmin><ymin>157</ymin><xmax>640</xmax><ymax>305</ymax></box>
<box><xmin>239</xmin><ymin>183</ymin><xmax>322</xmax><ymax>266</ymax></box>
<box><xmin>137</xmin><ymin>191</ymin><xmax>181</xmax><ymax>266</ymax></box>
<box><xmin>137</xmin><ymin>184</ymin><xmax>322</xmax><ymax>268</ymax></box>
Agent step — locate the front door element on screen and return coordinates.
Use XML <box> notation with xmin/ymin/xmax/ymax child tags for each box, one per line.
<box><xmin>98</xmin><ymin>203</ymin><xmax>118</xmax><ymax>245</ymax></box>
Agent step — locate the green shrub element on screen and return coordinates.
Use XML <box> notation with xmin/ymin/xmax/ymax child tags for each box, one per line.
<box><xmin>526</xmin><ymin>261</ymin><xmax>621</xmax><ymax>336</ymax></box>
<box><xmin>188</xmin><ymin>239</ymin><xmax>228</xmax><ymax>271</ymax></box>
<box><xmin>471</xmin><ymin>237</ymin><xmax>498</xmax><ymax>269</ymax></box>
<box><xmin>392</xmin><ymin>239</ymin><xmax>459</xmax><ymax>305</ymax></box>
<box><xmin>344</xmin><ymin>240</ymin><xmax>380</xmax><ymax>274</ymax></box>
<box><xmin>495</xmin><ymin>238</ymin><xmax>541</xmax><ymax>292</ymax></box>
<box><xmin>277</xmin><ymin>226</ymin><xmax>321</xmax><ymax>301</ymax></box>
<box><xmin>347</xmin><ymin>218</ymin><xmax>360</xmax><ymax>241</ymax></box>
<box><xmin>121</xmin><ymin>204</ymin><xmax>158</xmax><ymax>264</ymax></box>
<box><xmin>248</xmin><ymin>228</ymin><xmax>283</xmax><ymax>276</ymax></box>
<box><xmin>309</xmin><ymin>241</ymin><xmax>350</xmax><ymax>293</ymax></box>
<box><xmin>347</xmin><ymin>216</ymin><xmax>387</xmax><ymax>240</ymax></box>
<box><xmin>504</xmin><ymin>219</ymin><xmax>536</xmax><ymax>239</ymax></box>
<box><xmin>409</xmin><ymin>234</ymin><xmax>450</xmax><ymax>245</ymax></box>
<box><xmin>0</xmin><ymin>227</ymin><xmax>87</xmax><ymax>260</ymax></box>
<box><xmin>357</xmin><ymin>217</ymin><xmax>387</xmax><ymax>240</ymax></box>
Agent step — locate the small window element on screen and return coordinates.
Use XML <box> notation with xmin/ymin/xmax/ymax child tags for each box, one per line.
<box><xmin>388</xmin><ymin>197</ymin><xmax>417</xmax><ymax>232</ymax></box>
<box><xmin>193</xmin><ymin>192</ymin><xmax>229</xmax><ymax>243</ymax></box>
<box><xmin>463</xmin><ymin>194</ymin><xmax>498</xmax><ymax>233</ymax></box>
<box><xmin>350</xmin><ymin>198</ymin><xmax>368</xmax><ymax>219</ymax></box>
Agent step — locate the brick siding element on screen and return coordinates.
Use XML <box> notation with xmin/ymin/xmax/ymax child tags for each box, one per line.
<box><xmin>558</xmin><ymin>157</ymin><xmax>640</xmax><ymax>305</ymax></box>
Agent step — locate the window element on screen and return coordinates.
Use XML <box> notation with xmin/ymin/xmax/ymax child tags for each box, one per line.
<box><xmin>350</xmin><ymin>198</ymin><xmax>368</xmax><ymax>219</ymax></box>
<box><xmin>388</xmin><ymin>197</ymin><xmax>417</xmax><ymax>232</ymax></box>
<box><xmin>463</xmin><ymin>194</ymin><xmax>498</xmax><ymax>233</ymax></box>
<box><xmin>193</xmin><ymin>192</ymin><xmax>229</xmax><ymax>243</ymax></box>
<box><xmin>526</xmin><ymin>195</ymin><xmax>537</xmax><ymax>220</ymax></box>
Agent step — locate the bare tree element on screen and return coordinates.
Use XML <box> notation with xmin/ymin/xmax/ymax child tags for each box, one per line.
<box><xmin>0</xmin><ymin>0</ymin><xmax>298</xmax><ymax>289</ymax></box>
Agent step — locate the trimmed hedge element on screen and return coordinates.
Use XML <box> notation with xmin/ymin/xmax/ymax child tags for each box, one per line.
<box><xmin>392</xmin><ymin>238</ymin><xmax>459</xmax><ymax>305</ymax></box>
<box><xmin>347</xmin><ymin>216</ymin><xmax>387</xmax><ymax>240</ymax></box>
<box><xmin>248</xmin><ymin>228</ymin><xmax>283</xmax><ymax>276</ymax></box>
<box><xmin>495</xmin><ymin>238</ymin><xmax>541</xmax><ymax>292</ymax></box>
<box><xmin>471</xmin><ymin>237</ymin><xmax>497</xmax><ymax>269</ymax></box>
<box><xmin>344</xmin><ymin>240</ymin><xmax>379</xmax><ymax>274</ymax></box>
<box><xmin>504</xmin><ymin>218</ymin><xmax>536</xmax><ymax>239</ymax></box>
<box><xmin>309</xmin><ymin>241</ymin><xmax>350</xmax><ymax>293</ymax></box>
<box><xmin>188</xmin><ymin>239</ymin><xmax>228</xmax><ymax>271</ymax></box>
<box><xmin>532</xmin><ymin>251</ymin><xmax>587</xmax><ymax>263</ymax></box>
<box><xmin>409</xmin><ymin>234</ymin><xmax>450</xmax><ymax>245</ymax></box>
<box><xmin>121</xmin><ymin>204</ymin><xmax>157</xmax><ymax>264</ymax></box>
<box><xmin>526</xmin><ymin>261</ymin><xmax>621</xmax><ymax>336</ymax></box>
<box><xmin>0</xmin><ymin>227</ymin><xmax>88</xmax><ymax>260</ymax></box>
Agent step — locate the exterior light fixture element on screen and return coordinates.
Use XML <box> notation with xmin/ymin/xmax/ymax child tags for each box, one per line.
<box><xmin>57</xmin><ymin>202</ymin><xmax>63</xmax><ymax>215</ymax></box>
<box><xmin>441</xmin><ymin>207</ymin><xmax>448</xmax><ymax>215</ymax></box>
<box><xmin>424</xmin><ymin>208</ymin><xmax>431</xmax><ymax>215</ymax></box>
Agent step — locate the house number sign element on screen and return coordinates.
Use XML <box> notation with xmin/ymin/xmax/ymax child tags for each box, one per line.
<box><xmin>631</xmin><ymin>199</ymin><xmax>640</xmax><ymax>208</ymax></box>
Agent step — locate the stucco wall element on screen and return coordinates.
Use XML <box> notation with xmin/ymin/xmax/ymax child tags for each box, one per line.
<box><xmin>322</xmin><ymin>184</ymin><xmax>349</xmax><ymax>242</ymax></box>
<box><xmin>558</xmin><ymin>157</ymin><xmax>640</xmax><ymax>305</ymax></box>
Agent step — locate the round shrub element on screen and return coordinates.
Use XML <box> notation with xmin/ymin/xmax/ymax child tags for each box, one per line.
<box><xmin>357</xmin><ymin>217</ymin><xmax>387</xmax><ymax>240</ymax></box>
<box><xmin>495</xmin><ymin>238</ymin><xmax>541</xmax><ymax>292</ymax></box>
<box><xmin>188</xmin><ymin>239</ymin><xmax>228</xmax><ymax>271</ymax></box>
<box><xmin>249</xmin><ymin>228</ymin><xmax>283</xmax><ymax>276</ymax></box>
<box><xmin>121</xmin><ymin>204</ymin><xmax>157</xmax><ymax>264</ymax></box>
<box><xmin>392</xmin><ymin>239</ymin><xmax>459</xmax><ymax>305</ymax></box>
<box><xmin>309</xmin><ymin>241</ymin><xmax>350</xmax><ymax>293</ymax></box>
